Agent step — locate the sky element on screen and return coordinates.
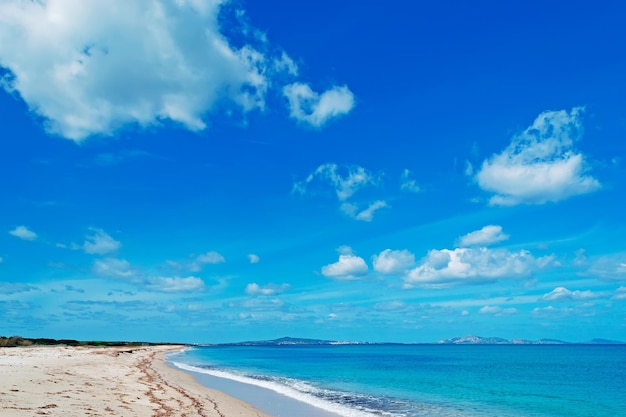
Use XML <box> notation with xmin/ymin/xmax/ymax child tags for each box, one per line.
<box><xmin>1</xmin><ymin>0</ymin><xmax>626</xmax><ymax>344</ymax></box>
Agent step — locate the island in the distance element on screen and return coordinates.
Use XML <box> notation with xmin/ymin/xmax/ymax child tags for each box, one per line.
<box><xmin>201</xmin><ymin>335</ymin><xmax>625</xmax><ymax>346</ymax></box>
<box><xmin>2</xmin><ymin>335</ymin><xmax>624</xmax><ymax>347</ymax></box>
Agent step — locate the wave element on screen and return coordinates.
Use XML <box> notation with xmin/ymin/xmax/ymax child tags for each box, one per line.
<box><xmin>169</xmin><ymin>360</ymin><xmax>401</xmax><ymax>417</ymax></box>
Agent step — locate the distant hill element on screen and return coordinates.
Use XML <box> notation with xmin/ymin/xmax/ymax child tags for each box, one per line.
<box><xmin>214</xmin><ymin>337</ymin><xmax>381</xmax><ymax>346</ymax></box>
<box><xmin>438</xmin><ymin>335</ymin><xmax>511</xmax><ymax>344</ymax></box>
<box><xmin>437</xmin><ymin>335</ymin><xmax>625</xmax><ymax>345</ymax></box>
<box><xmin>220</xmin><ymin>337</ymin><xmax>339</xmax><ymax>346</ymax></box>
<box><xmin>437</xmin><ymin>335</ymin><xmax>571</xmax><ymax>344</ymax></box>
<box><xmin>208</xmin><ymin>335</ymin><xmax>626</xmax><ymax>346</ymax></box>
<box><xmin>585</xmin><ymin>338</ymin><xmax>625</xmax><ymax>345</ymax></box>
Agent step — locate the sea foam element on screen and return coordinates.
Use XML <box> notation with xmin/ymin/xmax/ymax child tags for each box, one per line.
<box><xmin>170</xmin><ymin>360</ymin><xmax>384</xmax><ymax>417</ymax></box>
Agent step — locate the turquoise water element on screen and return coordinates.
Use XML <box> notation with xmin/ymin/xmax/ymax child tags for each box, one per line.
<box><xmin>169</xmin><ymin>344</ymin><xmax>626</xmax><ymax>417</ymax></box>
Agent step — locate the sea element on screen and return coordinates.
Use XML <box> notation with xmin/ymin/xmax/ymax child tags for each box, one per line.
<box><xmin>167</xmin><ymin>344</ymin><xmax>626</xmax><ymax>417</ymax></box>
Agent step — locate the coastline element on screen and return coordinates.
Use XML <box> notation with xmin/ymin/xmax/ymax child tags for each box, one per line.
<box><xmin>167</xmin><ymin>355</ymin><xmax>348</xmax><ymax>417</ymax></box>
<box><xmin>0</xmin><ymin>344</ymin><xmax>272</xmax><ymax>417</ymax></box>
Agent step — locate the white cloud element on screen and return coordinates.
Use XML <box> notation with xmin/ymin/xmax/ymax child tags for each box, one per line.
<box><xmin>186</xmin><ymin>252</ymin><xmax>224</xmax><ymax>272</ymax></box>
<box><xmin>172</xmin><ymin>251</ymin><xmax>226</xmax><ymax>272</ymax></box>
<box><xmin>541</xmin><ymin>287</ymin><xmax>600</xmax><ymax>301</ymax></box>
<box><xmin>475</xmin><ymin>108</ymin><xmax>600</xmax><ymax>205</ymax></box>
<box><xmin>273</xmin><ymin>51</ymin><xmax>298</xmax><ymax>76</ymax></box>
<box><xmin>612</xmin><ymin>287</ymin><xmax>626</xmax><ymax>301</ymax></box>
<box><xmin>479</xmin><ymin>305</ymin><xmax>517</xmax><ymax>316</ymax></box>
<box><xmin>196</xmin><ymin>251</ymin><xmax>225</xmax><ymax>264</ymax></box>
<box><xmin>531</xmin><ymin>305</ymin><xmax>574</xmax><ymax>319</ymax></box>
<box><xmin>373</xmin><ymin>249</ymin><xmax>416</xmax><ymax>274</ymax></box>
<box><xmin>322</xmin><ymin>248</ymin><xmax>368</xmax><ymax>280</ymax></box>
<box><xmin>146</xmin><ymin>276</ymin><xmax>205</xmax><ymax>292</ymax></box>
<box><xmin>245</xmin><ymin>283</ymin><xmax>289</xmax><ymax>296</ymax></box>
<box><xmin>0</xmin><ymin>0</ymin><xmax>298</xmax><ymax>141</ymax></box>
<box><xmin>248</xmin><ymin>254</ymin><xmax>260</xmax><ymax>264</ymax></box>
<box><xmin>585</xmin><ymin>253</ymin><xmax>626</xmax><ymax>281</ymax></box>
<box><xmin>294</xmin><ymin>163</ymin><xmax>387</xmax><ymax>221</ymax></box>
<box><xmin>92</xmin><ymin>258</ymin><xmax>135</xmax><ymax>278</ymax></box>
<box><xmin>294</xmin><ymin>163</ymin><xmax>378</xmax><ymax>201</ymax></box>
<box><xmin>341</xmin><ymin>200</ymin><xmax>389</xmax><ymax>222</ymax></box>
<box><xmin>8</xmin><ymin>225</ymin><xmax>37</xmax><ymax>241</ymax></box>
<box><xmin>83</xmin><ymin>229</ymin><xmax>120</xmax><ymax>255</ymax></box>
<box><xmin>194</xmin><ymin>250</ymin><xmax>225</xmax><ymax>268</ymax></box>
<box><xmin>283</xmin><ymin>82</ymin><xmax>354</xmax><ymax>127</ymax></box>
<box><xmin>400</xmin><ymin>169</ymin><xmax>420</xmax><ymax>193</ymax></box>
<box><xmin>93</xmin><ymin>257</ymin><xmax>204</xmax><ymax>292</ymax></box>
<box><xmin>404</xmin><ymin>247</ymin><xmax>554</xmax><ymax>288</ymax></box>
<box><xmin>457</xmin><ymin>225</ymin><xmax>509</xmax><ymax>247</ymax></box>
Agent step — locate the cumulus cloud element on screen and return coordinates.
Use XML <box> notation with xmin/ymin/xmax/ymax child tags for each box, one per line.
<box><xmin>400</xmin><ymin>169</ymin><xmax>420</xmax><ymax>193</ymax></box>
<box><xmin>93</xmin><ymin>258</ymin><xmax>135</xmax><ymax>278</ymax></box>
<box><xmin>188</xmin><ymin>251</ymin><xmax>225</xmax><ymax>272</ymax></box>
<box><xmin>479</xmin><ymin>305</ymin><xmax>518</xmax><ymax>316</ymax></box>
<box><xmin>248</xmin><ymin>254</ymin><xmax>260</xmax><ymax>264</ymax></box>
<box><xmin>93</xmin><ymin>257</ymin><xmax>204</xmax><ymax>292</ymax></box>
<box><xmin>404</xmin><ymin>247</ymin><xmax>554</xmax><ymax>288</ymax></box>
<box><xmin>475</xmin><ymin>107</ymin><xmax>600</xmax><ymax>205</ymax></box>
<box><xmin>322</xmin><ymin>247</ymin><xmax>368</xmax><ymax>280</ymax></box>
<box><xmin>0</xmin><ymin>0</ymin><xmax>349</xmax><ymax>140</ymax></box>
<box><xmin>294</xmin><ymin>163</ymin><xmax>379</xmax><ymax>201</ymax></box>
<box><xmin>294</xmin><ymin>163</ymin><xmax>388</xmax><ymax>221</ymax></box>
<box><xmin>196</xmin><ymin>251</ymin><xmax>225</xmax><ymax>264</ymax></box>
<box><xmin>145</xmin><ymin>276</ymin><xmax>205</xmax><ymax>292</ymax></box>
<box><xmin>168</xmin><ymin>250</ymin><xmax>226</xmax><ymax>272</ymax></box>
<box><xmin>341</xmin><ymin>200</ymin><xmax>389</xmax><ymax>222</ymax></box>
<box><xmin>283</xmin><ymin>83</ymin><xmax>355</xmax><ymax>127</ymax></box>
<box><xmin>8</xmin><ymin>225</ymin><xmax>37</xmax><ymax>241</ymax></box>
<box><xmin>373</xmin><ymin>249</ymin><xmax>416</xmax><ymax>274</ymax></box>
<box><xmin>245</xmin><ymin>282</ymin><xmax>289</xmax><ymax>296</ymax></box>
<box><xmin>541</xmin><ymin>287</ymin><xmax>600</xmax><ymax>301</ymax></box>
<box><xmin>457</xmin><ymin>225</ymin><xmax>509</xmax><ymax>247</ymax></box>
<box><xmin>83</xmin><ymin>229</ymin><xmax>120</xmax><ymax>255</ymax></box>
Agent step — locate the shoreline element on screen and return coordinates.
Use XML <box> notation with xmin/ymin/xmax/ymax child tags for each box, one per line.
<box><xmin>167</xmin><ymin>355</ymin><xmax>347</xmax><ymax>417</ymax></box>
<box><xmin>0</xmin><ymin>345</ymin><xmax>273</xmax><ymax>416</ymax></box>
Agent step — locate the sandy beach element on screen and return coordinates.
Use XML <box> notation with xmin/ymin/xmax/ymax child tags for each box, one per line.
<box><xmin>0</xmin><ymin>345</ymin><xmax>272</xmax><ymax>417</ymax></box>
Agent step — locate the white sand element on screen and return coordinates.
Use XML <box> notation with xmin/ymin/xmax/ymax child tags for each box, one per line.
<box><xmin>0</xmin><ymin>345</ymin><xmax>272</xmax><ymax>417</ymax></box>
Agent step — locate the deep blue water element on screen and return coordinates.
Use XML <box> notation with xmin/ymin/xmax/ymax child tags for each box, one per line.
<box><xmin>169</xmin><ymin>344</ymin><xmax>626</xmax><ymax>417</ymax></box>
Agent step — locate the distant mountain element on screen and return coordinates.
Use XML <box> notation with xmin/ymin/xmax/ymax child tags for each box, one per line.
<box><xmin>207</xmin><ymin>335</ymin><xmax>625</xmax><ymax>347</ymax></box>
<box><xmin>585</xmin><ymin>338</ymin><xmax>625</xmax><ymax>345</ymax></box>
<box><xmin>437</xmin><ymin>336</ymin><xmax>626</xmax><ymax>345</ymax></box>
<box><xmin>437</xmin><ymin>335</ymin><xmax>511</xmax><ymax>344</ymax></box>
<box><xmin>221</xmin><ymin>337</ymin><xmax>360</xmax><ymax>346</ymax></box>
<box><xmin>536</xmin><ymin>338</ymin><xmax>570</xmax><ymax>344</ymax></box>
<box><xmin>437</xmin><ymin>335</ymin><xmax>570</xmax><ymax>345</ymax></box>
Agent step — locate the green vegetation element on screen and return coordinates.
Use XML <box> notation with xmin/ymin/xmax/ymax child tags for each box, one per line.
<box><xmin>0</xmin><ymin>336</ymin><xmax>177</xmax><ymax>348</ymax></box>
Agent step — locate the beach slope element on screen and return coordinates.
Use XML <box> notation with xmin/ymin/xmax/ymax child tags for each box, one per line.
<box><xmin>0</xmin><ymin>345</ymin><xmax>271</xmax><ymax>417</ymax></box>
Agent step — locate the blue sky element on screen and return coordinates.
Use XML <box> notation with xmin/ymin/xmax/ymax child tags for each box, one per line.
<box><xmin>1</xmin><ymin>0</ymin><xmax>625</xmax><ymax>343</ymax></box>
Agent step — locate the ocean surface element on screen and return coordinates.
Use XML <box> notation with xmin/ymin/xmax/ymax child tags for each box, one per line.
<box><xmin>168</xmin><ymin>344</ymin><xmax>626</xmax><ymax>417</ymax></box>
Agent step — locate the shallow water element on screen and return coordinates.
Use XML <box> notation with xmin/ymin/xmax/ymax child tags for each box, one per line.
<box><xmin>170</xmin><ymin>344</ymin><xmax>626</xmax><ymax>417</ymax></box>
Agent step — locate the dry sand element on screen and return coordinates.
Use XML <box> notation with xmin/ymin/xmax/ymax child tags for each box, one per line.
<box><xmin>0</xmin><ymin>345</ymin><xmax>273</xmax><ymax>417</ymax></box>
